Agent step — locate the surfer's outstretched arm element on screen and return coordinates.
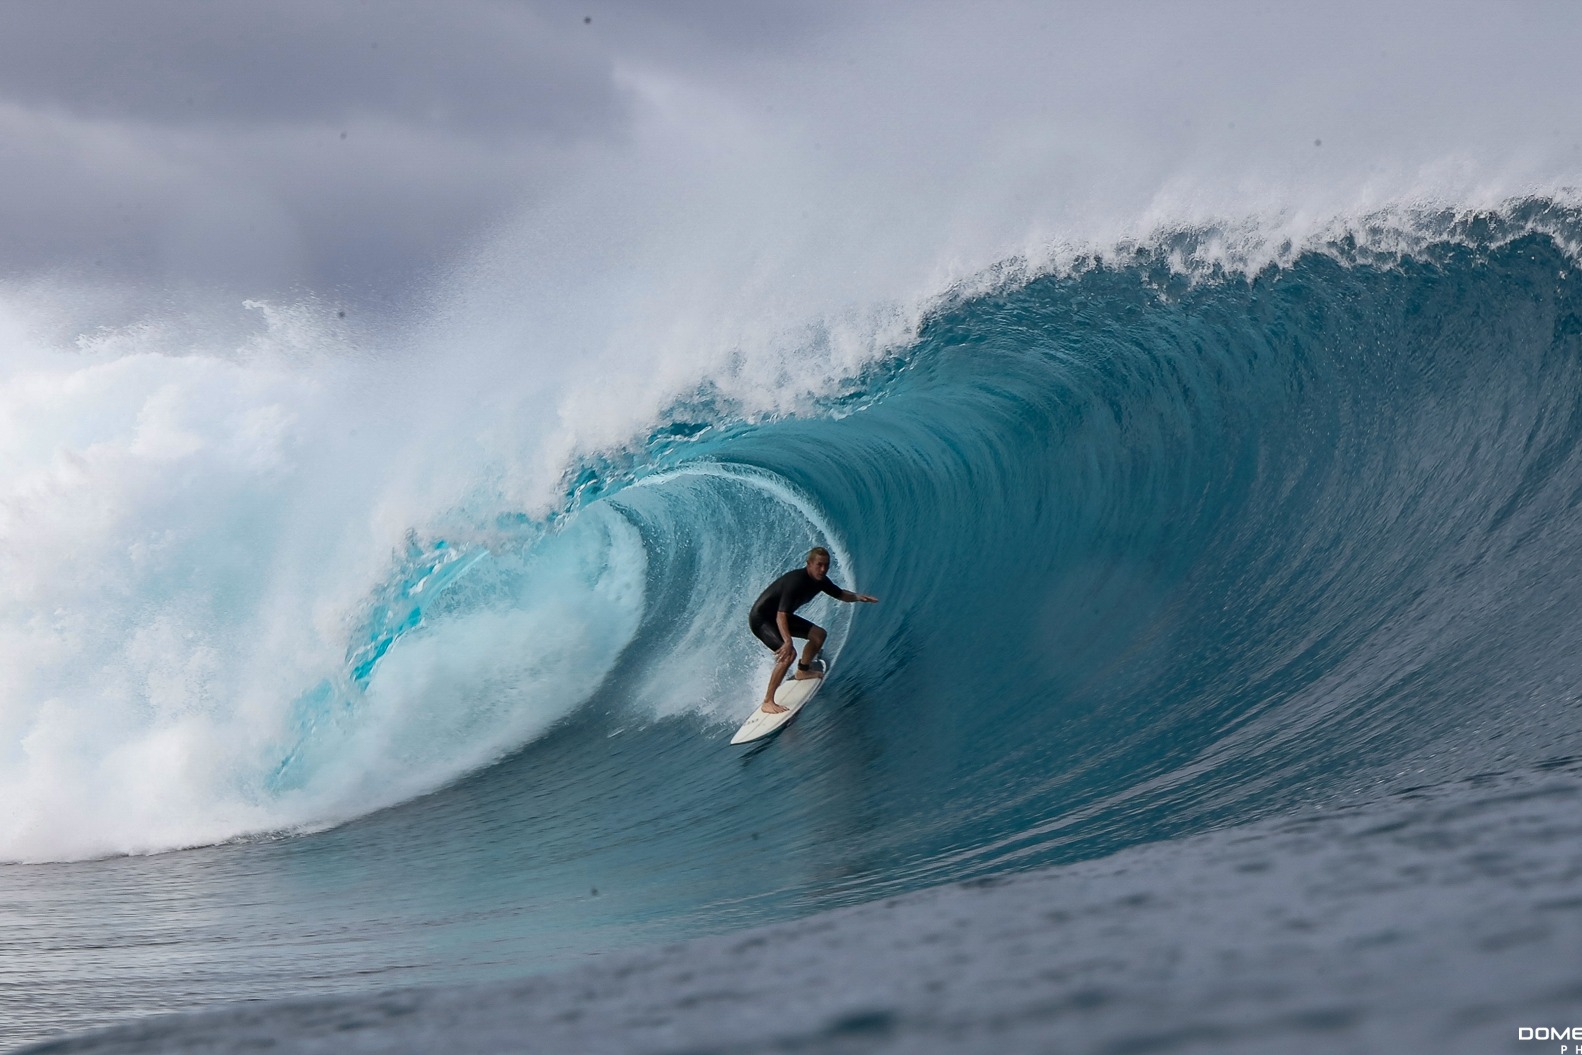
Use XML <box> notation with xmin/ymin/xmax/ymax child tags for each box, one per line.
<box><xmin>838</xmin><ymin>589</ymin><xmax>878</xmax><ymax>603</ymax></box>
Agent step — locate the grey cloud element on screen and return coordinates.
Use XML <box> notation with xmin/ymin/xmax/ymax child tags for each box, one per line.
<box><xmin>0</xmin><ymin>0</ymin><xmax>859</xmax><ymax>303</ymax></box>
<box><xmin>588</xmin><ymin>0</ymin><xmax>850</xmax><ymax>56</ymax></box>
<box><xmin>0</xmin><ymin>113</ymin><xmax>585</xmax><ymax>300</ymax></box>
<box><xmin>0</xmin><ymin>0</ymin><xmax>627</xmax><ymax>136</ymax></box>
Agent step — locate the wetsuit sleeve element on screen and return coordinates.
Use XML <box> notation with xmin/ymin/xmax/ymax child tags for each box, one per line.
<box><xmin>820</xmin><ymin>577</ymin><xmax>844</xmax><ymax>600</ymax></box>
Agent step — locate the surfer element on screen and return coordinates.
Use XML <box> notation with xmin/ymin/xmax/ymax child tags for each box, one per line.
<box><xmin>749</xmin><ymin>547</ymin><xmax>877</xmax><ymax>714</ymax></box>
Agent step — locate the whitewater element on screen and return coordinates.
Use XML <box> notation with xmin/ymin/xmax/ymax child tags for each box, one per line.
<box><xmin>5</xmin><ymin>3</ymin><xmax>1582</xmax><ymax>1052</ymax></box>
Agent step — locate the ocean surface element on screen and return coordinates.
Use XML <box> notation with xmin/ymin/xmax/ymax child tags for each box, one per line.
<box><xmin>5</xmin><ymin>200</ymin><xmax>1582</xmax><ymax>1049</ymax></box>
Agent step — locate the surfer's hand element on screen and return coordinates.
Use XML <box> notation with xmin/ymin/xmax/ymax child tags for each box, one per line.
<box><xmin>857</xmin><ymin>594</ymin><xmax>878</xmax><ymax>603</ymax></box>
<box><xmin>778</xmin><ymin>642</ymin><xmax>796</xmax><ymax>661</ymax></box>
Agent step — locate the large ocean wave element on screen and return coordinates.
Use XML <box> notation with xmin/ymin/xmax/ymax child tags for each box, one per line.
<box><xmin>4</xmin><ymin>202</ymin><xmax>1582</xmax><ymax>888</ymax></box>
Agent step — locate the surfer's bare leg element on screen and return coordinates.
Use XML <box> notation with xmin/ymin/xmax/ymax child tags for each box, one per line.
<box><xmin>762</xmin><ymin>647</ymin><xmax>795</xmax><ymax>713</ymax></box>
<box><xmin>794</xmin><ymin>626</ymin><xmax>827</xmax><ymax>680</ymax></box>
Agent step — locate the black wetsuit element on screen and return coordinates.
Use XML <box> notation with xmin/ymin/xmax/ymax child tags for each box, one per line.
<box><xmin>748</xmin><ymin>568</ymin><xmax>845</xmax><ymax>651</ymax></box>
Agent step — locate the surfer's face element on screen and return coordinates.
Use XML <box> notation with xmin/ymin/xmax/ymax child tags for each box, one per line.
<box><xmin>807</xmin><ymin>555</ymin><xmax>829</xmax><ymax>579</ymax></box>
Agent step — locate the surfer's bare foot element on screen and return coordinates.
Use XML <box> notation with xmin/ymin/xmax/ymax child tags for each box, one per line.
<box><xmin>761</xmin><ymin>700</ymin><xmax>789</xmax><ymax>714</ymax></box>
<box><xmin>793</xmin><ymin>667</ymin><xmax>824</xmax><ymax>681</ymax></box>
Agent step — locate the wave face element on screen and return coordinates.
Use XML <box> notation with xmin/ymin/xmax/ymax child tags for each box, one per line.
<box><xmin>5</xmin><ymin>205</ymin><xmax>1582</xmax><ymax>1039</ymax></box>
<box><xmin>580</xmin><ymin>212</ymin><xmax>1582</xmax><ymax>899</ymax></box>
<box><xmin>775</xmin><ymin>223</ymin><xmax>1582</xmax><ymax>885</ymax></box>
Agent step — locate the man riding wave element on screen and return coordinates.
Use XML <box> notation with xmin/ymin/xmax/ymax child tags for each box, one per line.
<box><xmin>748</xmin><ymin>547</ymin><xmax>878</xmax><ymax>714</ymax></box>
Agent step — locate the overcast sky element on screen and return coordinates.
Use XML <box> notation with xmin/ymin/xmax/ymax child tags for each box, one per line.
<box><xmin>4</xmin><ymin>1</ymin><xmax>1582</xmax><ymax>312</ymax></box>
<box><xmin>0</xmin><ymin>1</ymin><xmax>845</xmax><ymax>303</ymax></box>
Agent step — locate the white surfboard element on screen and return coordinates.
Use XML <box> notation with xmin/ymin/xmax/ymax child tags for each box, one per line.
<box><xmin>730</xmin><ymin>661</ymin><xmax>827</xmax><ymax>744</ymax></box>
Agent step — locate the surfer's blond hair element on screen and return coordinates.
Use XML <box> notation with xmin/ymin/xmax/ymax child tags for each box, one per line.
<box><xmin>807</xmin><ymin>546</ymin><xmax>831</xmax><ymax>564</ymax></box>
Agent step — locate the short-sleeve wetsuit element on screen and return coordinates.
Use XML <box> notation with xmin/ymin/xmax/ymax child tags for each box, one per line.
<box><xmin>748</xmin><ymin>568</ymin><xmax>844</xmax><ymax>651</ymax></box>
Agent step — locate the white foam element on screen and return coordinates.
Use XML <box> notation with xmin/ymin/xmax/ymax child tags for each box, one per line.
<box><xmin>0</xmin><ymin>302</ymin><xmax>647</xmax><ymax>862</ymax></box>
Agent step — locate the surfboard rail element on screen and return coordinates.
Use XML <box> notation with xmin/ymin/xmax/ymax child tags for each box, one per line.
<box><xmin>730</xmin><ymin>660</ymin><xmax>827</xmax><ymax>744</ymax></box>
